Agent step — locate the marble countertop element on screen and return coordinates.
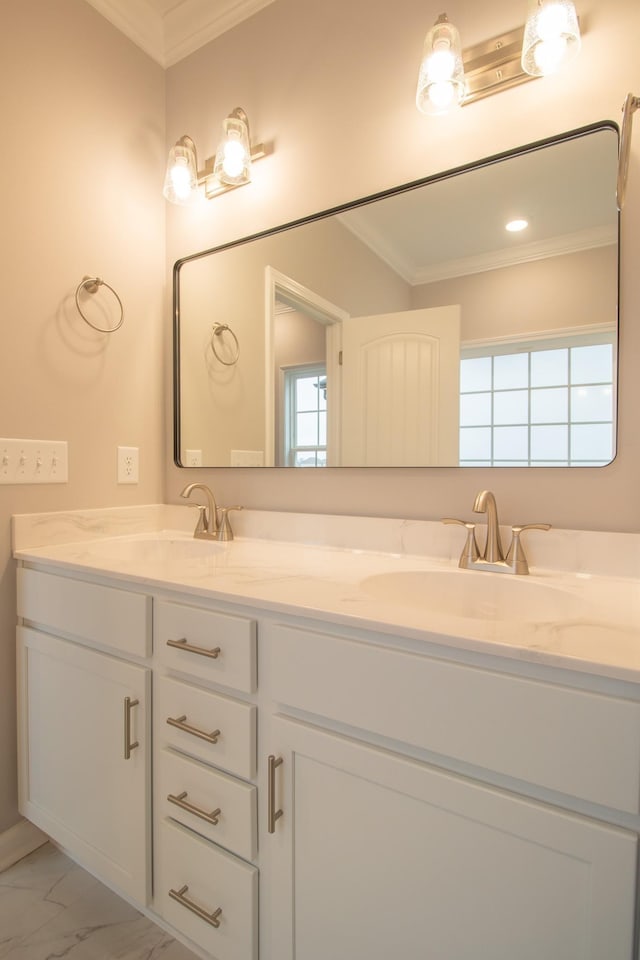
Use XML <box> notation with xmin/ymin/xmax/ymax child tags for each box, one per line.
<box><xmin>12</xmin><ymin>505</ymin><xmax>640</xmax><ymax>684</ymax></box>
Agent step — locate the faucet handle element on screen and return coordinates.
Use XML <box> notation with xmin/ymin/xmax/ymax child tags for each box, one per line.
<box><xmin>217</xmin><ymin>506</ymin><xmax>244</xmax><ymax>542</ymax></box>
<box><xmin>506</xmin><ymin>523</ymin><xmax>552</xmax><ymax>575</ymax></box>
<box><xmin>442</xmin><ymin>518</ymin><xmax>480</xmax><ymax>567</ymax></box>
<box><xmin>187</xmin><ymin>503</ymin><xmax>208</xmax><ymax>537</ymax></box>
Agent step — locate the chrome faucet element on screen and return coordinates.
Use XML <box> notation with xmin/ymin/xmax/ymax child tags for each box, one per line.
<box><xmin>180</xmin><ymin>483</ymin><xmax>243</xmax><ymax>541</ymax></box>
<box><xmin>180</xmin><ymin>483</ymin><xmax>219</xmax><ymax>539</ymax></box>
<box><xmin>473</xmin><ymin>490</ymin><xmax>504</xmax><ymax>563</ymax></box>
<box><xmin>442</xmin><ymin>490</ymin><xmax>550</xmax><ymax>575</ymax></box>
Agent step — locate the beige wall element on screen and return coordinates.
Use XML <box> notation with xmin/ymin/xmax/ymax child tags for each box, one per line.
<box><xmin>412</xmin><ymin>246</ymin><xmax>617</xmax><ymax>341</ymax></box>
<box><xmin>0</xmin><ymin>1</ymin><xmax>165</xmax><ymax>832</ymax></box>
<box><xmin>164</xmin><ymin>0</ymin><xmax>640</xmax><ymax>533</ymax></box>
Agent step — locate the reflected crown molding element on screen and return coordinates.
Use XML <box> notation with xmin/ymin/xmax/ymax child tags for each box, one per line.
<box><xmin>339</xmin><ymin>216</ymin><xmax>617</xmax><ymax>285</ymax></box>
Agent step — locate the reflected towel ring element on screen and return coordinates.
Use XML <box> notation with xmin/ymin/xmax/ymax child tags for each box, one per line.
<box><xmin>74</xmin><ymin>275</ymin><xmax>124</xmax><ymax>333</ymax></box>
<box><xmin>211</xmin><ymin>322</ymin><xmax>240</xmax><ymax>365</ymax></box>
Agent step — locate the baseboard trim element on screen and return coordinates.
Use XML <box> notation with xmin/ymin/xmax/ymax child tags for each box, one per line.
<box><xmin>0</xmin><ymin>819</ymin><xmax>48</xmax><ymax>872</ymax></box>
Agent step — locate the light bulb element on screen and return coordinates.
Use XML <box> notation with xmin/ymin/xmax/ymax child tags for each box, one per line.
<box><xmin>533</xmin><ymin>35</ymin><xmax>568</xmax><ymax>73</ymax></box>
<box><xmin>427</xmin><ymin>45</ymin><xmax>456</xmax><ymax>83</ymax></box>
<box><xmin>428</xmin><ymin>80</ymin><xmax>458</xmax><ymax>112</ymax></box>
<box><xmin>536</xmin><ymin>1</ymin><xmax>571</xmax><ymax>40</ymax></box>
<box><xmin>170</xmin><ymin>158</ymin><xmax>195</xmax><ymax>201</ymax></box>
<box><xmin>221</xmin><ymin>138</ymin><xmax>248</xmax><ymax>180</ymax></box>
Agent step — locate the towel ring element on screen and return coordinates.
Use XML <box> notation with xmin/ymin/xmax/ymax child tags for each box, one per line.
<box><xmin>75</xmin><ymin>276</ymin><xmax>124</xmax><ymax>333</ymax></box>
<box><xmin>211</xmin><ymin>322</ymin><xmax>240</xmax><ymax>365</ymax></box>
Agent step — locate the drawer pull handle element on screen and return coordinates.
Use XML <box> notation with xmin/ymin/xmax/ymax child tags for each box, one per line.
<box><xmin>123</xmin><ymin>697</ymin><xmax>139</xmax><ymax>760</ymax></box>
<box><xmin>268</xmin><ymin>754</ymin><xmax>283</xmax><ymax>834</ymax></box>
<box><xmin>167</xmin><ymin>791</ymin><xmax>221</xmax><ymax>826</ymax></box>
<box><xmin>166</xmin><ymin>637</ymin><xmax>221</xmax><ymax>660</ymax></box>
<box><xmin>167</xmin><ymin>714</ymin><xmax>221</xmax><ymax>744</ymax></box>
<box><xmin>169</xmin><ymin>884</ymin><xmax>222</xmax><ymax>928</ymax></box>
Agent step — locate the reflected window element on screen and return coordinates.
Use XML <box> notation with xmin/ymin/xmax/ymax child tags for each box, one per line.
<box><xmin>459</xmin><ymin>332</ymin><xmax>615</xmax><ymax>466</ymax></box>
<box><xmin>283</xmin><ymin>364</ymin><xmax>327</xmax><ymax>467</ymax></box>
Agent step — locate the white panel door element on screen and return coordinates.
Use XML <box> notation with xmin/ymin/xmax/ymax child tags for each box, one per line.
<box><xmin>17</xmin><ymin>627</ymin><xmax>151</xmax><ymax>903</ymax></box>
<box><xmin>266</xmin><ymin>715</ymin><xmax>637</xmax><ymax>960</ymax></box>
<box><xmin>340</xmin><ymin>305</ymin><xmax>460</xmax><ymax>465</ymax></box>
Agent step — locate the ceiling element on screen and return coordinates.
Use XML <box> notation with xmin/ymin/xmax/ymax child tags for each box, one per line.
<box><xmin>338</xmin><ymin>127</ymin><xmax>618</xmax><ymax>284</ymax></box>
<box><xmin>83</xmin><ymin>0</ymin><xmax>277</xmax><ymax>67</ymax></box>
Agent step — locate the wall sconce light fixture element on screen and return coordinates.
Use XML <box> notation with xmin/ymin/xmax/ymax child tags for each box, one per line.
<box><xmin>163</xmin><ymin>107</ymin><xmax>267</xmax><ymax>205</ymax></box>
<box><xmin>416</xmin><ymin>2</ymin><xmax>582</xmax><ymax>115</ymax></box>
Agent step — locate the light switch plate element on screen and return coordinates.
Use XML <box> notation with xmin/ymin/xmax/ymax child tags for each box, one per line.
<box><xmin>0</xmin><ymin>439</ymin><xmax>68</xmax><ymax>484</ymax></box>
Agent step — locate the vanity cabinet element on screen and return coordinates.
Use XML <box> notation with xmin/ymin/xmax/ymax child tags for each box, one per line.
<box><xmin>14</xmin><ymin>559</ymin><xmax>640</xmax><ymax>960</ymax></box>
<box><xmin>263</xmin><ymin>619</ymin><xmax>640</xmax><ymax>960</ymax></box>
<box><xmin>153</xmin><ymin>597</ymin><xmax>258</xmax><ymax>960</ymax></box>
<box><xmin>16</xmin><ymin>569</ymin><xmax>151</xmax><ymax>903</ymax></box>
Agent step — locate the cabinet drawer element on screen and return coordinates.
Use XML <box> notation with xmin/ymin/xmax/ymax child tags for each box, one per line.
<box><xmin>156</xmin><ymin>676</ymin><xmax>256</xmax><ymax>780</ymax></box>
<box><xmin>156</xmin><ymin>599</ymin><xmax>256</xmax><ymax>693</ymax></box>
<box><xmin>156</xmin><ymin>819</ymin><xmax>257</xmax><ymax>960</ymax></box>
<box><xmin>158</xmin><ymin>748</ymin><xmax>257</xmax><ymax>861</ymax></box>
<box><xmin>267</xmin><ymin>622</ymin><xmax>640</xmax><ymax>814</ymax></box>
<box><xmin>17</xmin><ymin>567</ymin><xmax>150</xmax><ymax>658</ymax></box>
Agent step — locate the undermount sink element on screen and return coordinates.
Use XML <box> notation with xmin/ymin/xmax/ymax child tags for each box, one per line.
<box><xmin>360</xmin><ymin>569</ymin><xmax>584</xmax><ymax>623</ymax></box>
<box><xmin>85</xmin><ymin>534</ymin><xmax>225</xmax><ymax>563</ymax></box>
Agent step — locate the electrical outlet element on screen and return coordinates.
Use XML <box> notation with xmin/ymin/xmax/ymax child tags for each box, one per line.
<box><xmin>117</xmin><ymin>446</ymin><xmax>139</xmax><ymax>484</ymax></box>
<box><xmin>185</xmin><ymin>449</ymin><xmax>203</xmax><ymax>466</ymax></box>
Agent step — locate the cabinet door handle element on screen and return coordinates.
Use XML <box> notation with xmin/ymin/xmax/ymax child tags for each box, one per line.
<box><xmin>167</xmin><ymin>791</ymin><xmax>221</xmax><ymax>826</ymax></box>
<box><xmin>123</xmin><ymin>697</ymin><xmax>139</xmax><ymax>759</ymax></box>
<box><xmin>268</xmin><ymin>754</ymin><xmax>283</xmax><ymax>833</ymax></box>
<box><xmin>166</xmin><ymin>714</ymin><xmax>221</xmax><ymax>744</ymax></box>
<box><xmin>168</xmin><ymin>884</ymin><xmax>222</xmax><ymax>928</ymax></box>
<box><xmin>166</xmin><ymin>637</ymin><xmax>221</xmax><ymax>660</ymax></box>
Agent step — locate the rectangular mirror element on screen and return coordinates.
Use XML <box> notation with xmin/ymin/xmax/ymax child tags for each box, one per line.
<box><xmin>174</xmin><ymin>123</ymin><xmax>618</xmax><ymax>468</ymax></box>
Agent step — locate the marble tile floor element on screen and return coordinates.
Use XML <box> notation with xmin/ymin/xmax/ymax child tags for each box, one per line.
<box><xmin>0</xmin><ymin>842</ymin><xmax>199</xmax><ymax>959</ymax></box>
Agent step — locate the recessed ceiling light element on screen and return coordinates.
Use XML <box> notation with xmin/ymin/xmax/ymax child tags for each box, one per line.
<box><xmin>505</xmin><ymin>218</ymin><xmax>529</xmax><ymax>232</ymax></box>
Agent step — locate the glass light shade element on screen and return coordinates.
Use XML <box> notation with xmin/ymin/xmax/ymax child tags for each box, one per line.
<box><xmin>416</xmin><ymin>14</ymin><xmax>465</xmax><ymax>116</ymax></box>
<box><xmin>163</xmin><ymin>137</ymin><xmax>198</xmax><ymax>205</ymax></box>
<box><xmin>213</xmin><ymin>111</ymin><xmax>251</xmax><ymax>186</ymax></box>
<box><xmin>521</xmin><ymin>0</ymin><xmax>581</xmax><ymax>77</ymax></box>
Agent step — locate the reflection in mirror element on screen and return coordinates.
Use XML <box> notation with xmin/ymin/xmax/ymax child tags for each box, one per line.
<box><xmin>174</xmin><ymin>123</ymin><xmax>618</xmax><ymax>468</ymax></box>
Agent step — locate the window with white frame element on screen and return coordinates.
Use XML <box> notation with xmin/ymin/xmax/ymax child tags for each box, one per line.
<box><xmin>459</xmin><ymin>331</ymin><xmax>615</xmax><ymax>467</ymax></box>
<box><xmin>283</xmin><ymin>364</ymin><xmax>327</xmax><ymax>467</ymax></box>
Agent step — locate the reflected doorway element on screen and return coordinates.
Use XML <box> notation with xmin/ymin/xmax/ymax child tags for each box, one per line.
<box><xmin>265</xmin><ymin>268</ymin><xmax>347</xmax><ymax>466</ymax></box>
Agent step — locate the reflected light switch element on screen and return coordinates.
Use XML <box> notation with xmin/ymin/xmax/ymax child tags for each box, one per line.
<box><xmin>231</xmin><ymin>450</ymin><xmax>264</xmax><ymax>466</ymax></box>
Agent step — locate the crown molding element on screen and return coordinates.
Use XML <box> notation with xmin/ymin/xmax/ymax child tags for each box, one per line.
<box><xmin>339</xmin><ymin>213</ymin><xmax>616</xmax><ymax>288</ymax></box>
<box><xmin>411</xmin><ymin>225</ymin><xmax>618</xmax><ymax>286</ymax></box>
<box><xmin>164</xmin><ymin>0</ymin><xmax>277</xmax><ymax>66</ymax></box>
<box><xmin>83</xmin><ymin>0</ymin><xmax>277</xmax><ymax>67</ymax></box>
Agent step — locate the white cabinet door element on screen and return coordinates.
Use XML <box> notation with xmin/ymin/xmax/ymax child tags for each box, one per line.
<box><xmin>17</xmin><ymin>626</ymin><xmax>151</xmax><ymax>903</ymax></box>
<box><xmin>265</xmin><ymin>715</ymin><xmax>637</xmax><ymax>960</ymax></box>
